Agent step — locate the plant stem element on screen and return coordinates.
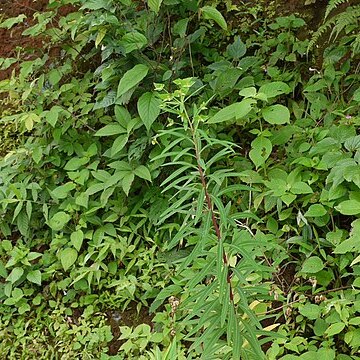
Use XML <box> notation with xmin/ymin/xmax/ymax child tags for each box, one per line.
<box><xmin>183</xmin><ymin>103</ymin><xmax>234</xmax><ymax>300</ymax></box>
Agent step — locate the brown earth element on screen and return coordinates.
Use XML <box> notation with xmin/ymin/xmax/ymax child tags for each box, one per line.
<box><xmin>0</xmin><ymin>0</ymin><xmax>75</xmax><ymax>80</ymax></box>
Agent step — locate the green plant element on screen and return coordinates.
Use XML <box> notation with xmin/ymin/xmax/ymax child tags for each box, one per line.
<box><xmin>0</xmin><ymin>0</ymin><xmax>360</xmax><ymax>358</ymax></box>
<box><xmin>308</xmin><ymin>0</ymin><xmax>360</xmax><ymax>56</ymax></box>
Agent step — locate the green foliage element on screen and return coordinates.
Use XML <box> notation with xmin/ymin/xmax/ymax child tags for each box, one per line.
<box><xmin>0</xmin><ymin>0</ymin><xmax>359</xmax><ymax>358</ymax></box>
<box><xmin>309</xmin><ymin>0</ymin><xmax>360</xmax><ymax>55</ymax></box>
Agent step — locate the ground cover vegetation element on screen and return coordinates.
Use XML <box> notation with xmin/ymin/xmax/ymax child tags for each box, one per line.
<box><xmin>0</xmin><ymin>0</ymin><xmax>359</xmax><ymax>358</ymax></box>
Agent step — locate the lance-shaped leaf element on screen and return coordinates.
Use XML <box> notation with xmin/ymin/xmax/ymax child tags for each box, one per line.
<box><xmin>208</xmin><ymin>98</ymin><xmax>255</xmax><ymax>124</ymax></box>
<box><xmin>117</xmin><ymin>64</ymin><xmax>149</xmax><ymax>98</ymax></box>
<box><xmin>201</xmin><ymin>6</ymin><xmax>227</xmax><ymax>31</ymax></box>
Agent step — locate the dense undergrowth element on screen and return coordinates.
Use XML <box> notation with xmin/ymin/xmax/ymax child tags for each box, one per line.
<box><xmin>0</xmin><ymin>0</ymin><xmax>360</xmax><ymax>358</ymax></box>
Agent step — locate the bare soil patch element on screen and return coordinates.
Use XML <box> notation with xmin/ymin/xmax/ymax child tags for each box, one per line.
<box><xmin>0</xmin><ymin>0</ymin><xmax>74</xmax><ymax>80</ymax></box>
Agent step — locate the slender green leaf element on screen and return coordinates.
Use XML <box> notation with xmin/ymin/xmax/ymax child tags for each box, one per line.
<box><xmin>6</xmin><ymin>267</ymin><xmax>24</xmax><ymax>284</ymax></box>
<box><xmin>208</xmin><ymin>99</ymin><xmax>255</xmax><ymax>124</ymax></box>
<box><xmin>95</xmin><ymin>124</ymin><xmax>126</xmax><ymax>137</ymax></box>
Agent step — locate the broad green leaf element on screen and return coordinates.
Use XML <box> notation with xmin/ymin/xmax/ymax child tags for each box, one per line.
<box><xmin>75</xmin><ymin>192</ymin><xmax>89</xmax><ymax>208</ymax></box>
<box><xmin>148</xmin><ymin>0</ymin><xmax>163</xmax><ymax>13</ymax></box>
<box><xmin>48</xmin><ymin>69</ymin><xmax>62</xmax><ymax>86</ymax></box>
<box><xmin>45</xmin><ymin>105</ymin><xmax>63</xmax><ymax>127</ymax></box>
<box><xmin>134</xmin><ymin>165</ymin><xmax>152</xmax><ymax>181</ymax></box>
<box><xmin>95</xmin><ymin>124</ymin><xmax>126</xmax><ymax>137</ymax></box>
<box><xmin>215</xmin><ymin>68</ymin><xmax>242</xmax><ymax>94</ymax></box>
<box><xmin>351</xmin><ymin>254</ymin><xmax>360</xmax><ymax>267</ymax></box>
<box><xmin>122</xmin><ymin>172</ymin><xmax>135</xmax><ymax>196</ymax></box>
<box><xmin>22</xmin><ymin>113</ymin><xmax>40</xmax><ymax>131</ymax></box>
<box><xmin>95</xmin><ymin>28</ymin><xmax>107</xmax><ymax>48</ymax></box>
<box><xmin>201</xmin><ymin>6</ymin><xmax>227</xmax><ymax>31</ymax></box>
<box><xmin>239</xmin><ymin>87</ymin><xmax>257</xmax><ymax>98</ymax></box>
<box><xmin>349</xmin><ymin>317</ymin><xmax>360</xmax><ymax>325</ymax></box>
<box><xmin>317</xmin><ymin>348</ymin><xmax>335</xmax><ymax>360</ymax></box>
<box><xmin>304</xmin><ymin>204</ymin><xmax>327</xmax><ymax>217</ymax></box>
<box><xmin>345</xmin><ymin>329</ymin><xmax>360</xmax><ymax>349</ymax></box>
<box><xmin>137</xmin><ymin>92</ymin><xmax>161</xmax><ymax>131</ymax></box>
<box><xmin>314</xmin><ymin>318</ymin><xmax>327</xmax><ymax>336</ymax></box>
<box><xmin>48</xmin><ymin>211</ymin><xmax>71</xmax><ymax>231</ymax></box>
<box><xmin>51</xmin><ymin>182</ymin><xmax>76</xmax><ymax>200</ymax></box>
<box><xmin>60</xmin><ymin>248</ymin><xmax>78</xmax><ymax>271</ymax></box>
<box><xmin>325</xmin><ymin>322</ymin><xmax>345</xmax><ymax>337</ymax></box>
<box><xmin>0</xmin><ymin>14</ymin><xmax>26</xmax><ymax>29</ymax></box>
<box><xmin>344</xmin><ymin>165</ymin><xmax>360</xmax><ymax>187</ymax></box>
<box><xmin>86</xmin><ymin>183</ymin><xmax>105</xmax><ymax>195</ymax></box>
<box><xmin>354</xmin><ymin>87</ymin><xmax>360</xmax><ymax>102</ymax></box>
<box><xmin>208</xmin><ymin>99</ymin><xmax>255</xmax><ymax>124</ymax></box>
<box><xmin>173</xmin><ymin>19</ymin><xmax>189</xmax><ymax>38</ymax></box>
<box><xmin>17</xmin><ymin>210</ymin><xmax>29</xmax><ymax>236</ymax></box>
<box><xmin>291</xmin><ymin>181</ymin><xmax>313</xmax><ymax>194</ymax></box>
<box><xmin>28</xmin><ymin>252</ymin><xmax>42</xmax><ymax>261</ymax></box>
<box><xmin>281</xmin><ymin>193</ymin><xmax>296</xmax><ymax>205</ymax></box>
<box><xmin>26</xmin><ymin>270</ymin><xmax>41</xmax><ymax>285</ymax></box>
<box><xmin>80</xmin><ymin>0</ymin><xmax>110</xmax><ymax>10</ymax></box>
<box><xmin>114</xmin><ymin>105</ymin><xmax>131</xmax><ymax>128</ymax></box>
<box><xmin>18</xmin><ymin>303</ymin><xmax>30</xmax><ymax>314</ymax></box>
<box><xmin>335</xmin><ymin>200</ymin><xmax>360</xmax><ymax>215</ymax></box>
<box><xmin>303</xmin><ymin>79</ymin><xmax>327</xmax><ymax>93</ymax></box>
<box><xmin>93</xmin><ymin>91</ymin><xmax>116</xmax><ymax>110</ymax></box>
<box><xmin>226</xmin><ymin>36</ymin><xmax>246</xmax><ymax>59</ymax></box>
<box><xmin>108</xmin><ymin>161</ymin><xmax>132</xmax><ymax>171</ymax></box>
<box><xmin>298</xmin><ymin>352</ymin><xmax>319</xmax><ymax>360</ymax></box>
<box><xmin>32</xmin><ymin>146</ymin><xmax>43</xmax><ymax>164</ymax></box>
<box><xmin>299</xmin><ymin>303</ymin><xmax>321</xmax><ymax>320</ymax></box>
<box><xmin>6</xmin><ymin>267</ymin><xmax>24</xmax><ymax>284</ymax></box>
<box><xmin>11</xmin><ymin>288</ymin><xmax>23</xmax><ymax>301</ymax></box>
<box><xmin>13</xmin><ymin>202</ymin><xmax>23</xmax><ymax>222</ymax></box>
<box><xmin>344</xmin><ymin>135</ymin><xmax>360</xmax><ymax>151</ymax></box>
<box><xmin>334</xmin><ymin>237</ymin><xmax>357</xmax><ymax>254</ymax></box>
<box><xmin>334</xmin><ymin>219</ymin><xmax>360</xmax><ymax>254</ymax></box>
<box><xmin>249</xmin><ymin>136</ymin><xmax>272</xmax><ymax>169</ymax></box>
<box><xmin>120</xmin><ymin>32</ymin><xmax>148</xmax><ymax>54</ymax></box>
<box><xmin>262</xmin><ymin>104</ymin><xmax>290</xmax><ymax>124</ymax></box>
<box><xmin>64</xmin><ymin>157</ymin><xmax>89</xmax><ymax>171</ymax></box>
<box><xmin>301</xmin><ymin>256</ymin><xmax>324</xmax><ymax>273</ymax></box>
<box><xmin>259</xmin><ymin>82</ymin><xmax>291</xmax><ymax>98</ymax></box>
<box><xmin>111</xmin><ymin>134</ymin><xmax>128</xmax><ymax>158</ymax></box>
<box><xmin>0</xmin><ymin>260</ymin><xmax>8</xmax><ymax>278</ymax></box>
<box><xmin>71</xmin><ymin>230</ymin><xmax>84</xmax><ymax>252</ymax></box>
<box><xmin>117</xmin><ymin>64</ymin><xmax>149</xmax><ymax>98</ymax></box>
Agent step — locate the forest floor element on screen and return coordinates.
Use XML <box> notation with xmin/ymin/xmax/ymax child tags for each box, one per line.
<box><xmin>0</xmin><ymin>0</ymin><xmax>74</xmax><ymax>80</ymax></box>
<box><xmin>0</xmin><ymin>0</ymin><xmax>331</xmax><ymax>81</ymax></box>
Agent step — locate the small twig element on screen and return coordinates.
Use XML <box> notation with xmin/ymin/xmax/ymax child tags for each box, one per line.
<box><xmin>258</xmin><ymin>299</ymin><xmax>301</xmax><ymax>316</ymax></box>
<box><xmin>258</xmin><ymin>285</ymin><xmax>353</xmax><ymax>316</ymax></box>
